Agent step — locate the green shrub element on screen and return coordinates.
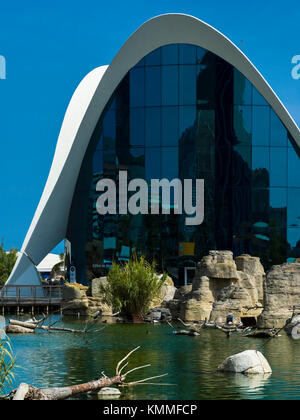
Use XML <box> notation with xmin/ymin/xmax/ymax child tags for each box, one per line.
<box><xmin>0</xmin><ymin>241</ymin><xmax>18</xmax><ymax>286</ymax></box>
<box><xmin>0</xmin><ymin>337</ymin><xmax>16</xmax><ymax>395</ymax></box>
<box><xmin>102</xmin><ymin>256</ymin><xmax>166</xmax><ymax>317</ymax></box>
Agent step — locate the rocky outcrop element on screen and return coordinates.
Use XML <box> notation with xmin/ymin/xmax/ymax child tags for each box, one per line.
<box><xmin>218</xmin><ymin>350</ymin><xmax>272</xmax><ymax>375</ymax></box>
<box><xmin>144</xmin><ymin>307</ymin><xmax>172</xmax><ymax>322</ymax></box>
<box><xmin>175</xmin><ymin>251</ymin><xmax>265</xmax><ymax>323</ymax></box>
<box><xmin>258</xmin><ymin>263</ymin><xmax>300</xmax><ymax>329</ymax></box>
<box><xmin>62</xmin><ymin>283</ymin><xmax>112</xmax><ymax>316</ymax></box>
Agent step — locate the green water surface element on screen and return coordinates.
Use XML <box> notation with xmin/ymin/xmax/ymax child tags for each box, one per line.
<box><xmin>5</xmin><ymin>316</ymin><xmax>300</xmax><ymax>400</ymax></box>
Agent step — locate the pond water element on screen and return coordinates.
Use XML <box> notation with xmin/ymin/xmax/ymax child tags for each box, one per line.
<box><xmin>4</xmin><ymin>316</ymin><xmax>300</xmax><ymax>400</ymax></box>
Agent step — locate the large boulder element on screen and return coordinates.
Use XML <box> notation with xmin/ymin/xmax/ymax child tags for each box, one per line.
<box><xmin>197</xmin><ymin>251</ymin><xmax>240</xmax><ymax>280</ymax></box>
<box><xmin>218</xmin><ymin>350</ymin><xmax>272</xmax><ymax>375</ymax></box>
<box><xmin>150</xmin><ymin>276</ymin><xmax>177</xmax><ymax>308</ymax></box>
<box><xmin>258</xmin><ymin>263</ymin><xmax>300</xmax><ymax>329</ymax></box>
<box><xmin>87</xmin><ymin>277</ymin><xmax>108</xmax><ymax>298</ymax></box>
<box><xmin>174</xmin><ymin>251</ymin><xmax>265</xmax><ymax>323</ymax></box>
<box><xmin>62</xmin><ymin>284</ymin><xmax>87</xmax><ymax>300</ymax></box>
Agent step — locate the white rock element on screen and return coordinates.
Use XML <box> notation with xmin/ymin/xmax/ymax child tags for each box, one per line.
<box><xmin>218</xmin><ymin>350</ymin><xmax>272</xmax><ymax>375</ymax></box>
<box><xmin>98</xmin><ymin>387</ymin><xmax>121</xmax><ymax>396</ymax></box>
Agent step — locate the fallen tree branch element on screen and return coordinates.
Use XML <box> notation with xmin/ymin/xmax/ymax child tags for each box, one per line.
<box><xmin>8</xmin><ymin>319</ymin><xmax>85</xmax><ymax>334</ymax></box>
<box><xmin>5</xmin><ymin>347</ymin><xmax>173</xmax><ymax>400</ymax></box>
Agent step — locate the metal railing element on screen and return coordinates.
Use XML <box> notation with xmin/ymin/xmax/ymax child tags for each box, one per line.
<box><xmin>0</xmin><ymin>285</ymin><xmax>63</xmax><ymax>306</ymax></box>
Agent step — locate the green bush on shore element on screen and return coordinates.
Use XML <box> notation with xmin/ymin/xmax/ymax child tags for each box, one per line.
<box><xmin>101</xmin><ymin>255</ymin><xmax>166</xmax><ymax>318</ymax></box>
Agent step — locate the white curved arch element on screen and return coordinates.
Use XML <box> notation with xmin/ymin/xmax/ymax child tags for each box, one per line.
<box><xmin>7</xmin><ymin>13</ymin><xmax>300</xmax><ymax>286</ymax></box>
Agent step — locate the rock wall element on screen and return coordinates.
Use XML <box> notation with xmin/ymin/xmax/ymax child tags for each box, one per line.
<box><xmin>257</xmin><ymin>263</ymin><xmax>300</xmax><ymax>329</ymax></box>
<box><xmin>167</xmin><ymin>251</ymin><xmax>265</xmax><ymax>323</ymax></box>
<box><xmin>62</xmin><ymin>282</ymin><xmax>112</xmax><ymax>316</ymax></box>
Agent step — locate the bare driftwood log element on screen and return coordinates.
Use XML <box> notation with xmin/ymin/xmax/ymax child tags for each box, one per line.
<box><xmin>177</xmin><ymin>318</ymin><xmax>204</xmax><ymax>333</ymax></box>
<box><xmin>5</xmin><ymin>347</ymin><xmax>173</xmax><ymax>400</ymax></box>
<box><xmin>8</xmin><ymin>319</ymin><xmax>85</xmax><ymax>334</ymax></box>
<box><xmin>13</xmin><ymin>383</ymin><xmax>30</xmax><ymax>400</ymax></box>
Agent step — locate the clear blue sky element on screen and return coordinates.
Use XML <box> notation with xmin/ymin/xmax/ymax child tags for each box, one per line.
<box><xmin>0</xmin><ymin>0</ymin><xmax>299</xmax><ymax>253</ymax></box>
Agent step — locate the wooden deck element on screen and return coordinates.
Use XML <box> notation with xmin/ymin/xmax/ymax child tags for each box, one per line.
<box><xmin>1</xmin><ymin>285</ymin><xmax>63</xmax><ymax>312</ymax></box>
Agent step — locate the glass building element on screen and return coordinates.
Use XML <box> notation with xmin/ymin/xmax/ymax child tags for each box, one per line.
<box><xmin>6</xmin><ymin>15</ymin><xmax>300</xmax><ymax>291</ymax></box>
<box><xmin>66</xmin><ymin>44</ymin><xmax>300</xmax><ymax>285</ymax></box>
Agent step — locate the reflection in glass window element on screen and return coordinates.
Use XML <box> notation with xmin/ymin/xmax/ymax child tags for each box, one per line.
<box><xmin>103</xmin><ymin>110</ymin><xmax>116</xmax><ymax>149</ymax></box>
<box><xmin>145</xmin><ymin>67</ymin><xmax>161</xmax><ymax>106</ymax></box>
<box><xmin>252</xmin><ymin>88</ymin><xmax>268</xmax><ymax>106</ymax></box>
<box><xmin>252</xmin><ymin>106</ymin><xmax>270</xmax><ymax>146</ymax></box>
<box><xmin>161</xmin><ymin>44</ymin><xmax>178</xmax><ymax>65</ymax></box>
<box><xmin>130</xmin><ymin>108</ymin><xmax>144</xmax><ymax>146</ymax></box>
<box><xmin>161</xmin><ymin>107</ymin><xmax>178</xmax><ymax>146</ymax></box>
<box><xmin>129</xmin><ymin>68</ymin><xmax>144</xmax><ymax>107</ymax></box>
<box><xmin>145</xmin><ymin>48</ymin><xmax>161</xmax><ymax>66</ymax></box>
<box><xmin>234</xmin><ymin>69</ymin><xmax>252</xmax><ymax>105</ymax></box>
<box><xmin>288</xmin><ymin>148</ymin><xmax>300</xmax><ymax>188</ymax></box>
<box><xmin>270</xmin><ymin>148</ymin><xmax>287</xmax><ymax>187</ymax></box>
<box><xmin>288</xmin><ymin>188</ymin><xmax>300</xmax><ymax>228</ymax></box>
<box><xmin>196</xmin><ymin>54</ymin><xmax>215</xmax><ymax>107</ymax></box>
<box><xmin>145</xmin><ymin>148</ymin><xmax>160</xmax><ymax>180</ymax></box>
<box><xmin>179</xmin><ymin>106</ymin><xmax>196</xmax><ymax>139</ymax></box>
<box><xmin>252</xmin><ymin>147</ymin><xmax>270</xmax><ymax>188</ymax></box>
<box><xmin>162</xmin><ymin>66</ymin><xmax>178</xmax><ymax>106</ymax></box>
<box><xmin>270</xmin><ymin>110</ymin><xmax>288</xmax><ymax>147</ymax></box>
<box><xmin>93</xmin><ymin>150</ymin><xmax>103</xmax><ymax>175</ymax></box>
<box><xmin>234</xmin><ymin>106</ymin><xmax>252</xmax><ymax>146</ymax></box>
<box><xmin>129</xmin><ymin>148</ymin><xmax>145</xmax><ymax>179</ymax></box>
<box><xmin>287</xmin><ymin>228</ymin><xmax>300</xmax><ymax>257</ymax></box>
<box><xmin>270</xmin><ymin>188</ymin><xmax>287</xmax><ymax>229</ymax></box>
<box><xmin>179</xmin><ymin>65</ymin><xmax>196</xmax><ymax>105</ymax></box>
<box><xmin>145</xmin><ymin>107</ymin><xmax>161</xmax><ymax>147</ymax></box>
<box><xmin>179</xmin><ymin>44</ymin><xmax>196</xmax><ymax>64</ymax></box>
<box><xmin>162</xmin><ymin>147</ymin><xmax>178</xmax><ymax>179</ymax></box>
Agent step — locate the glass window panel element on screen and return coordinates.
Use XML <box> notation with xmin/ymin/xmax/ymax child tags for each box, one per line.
<box><xmin>129</xmin><ymin>108</ymin><xmax>144</xmax><ymax>146</ymax></box>
<box><xmin>252</xmin><ymin>188</ymin><xmax>269</xmax><ymax>224</ymax></box>
<box><xmin>234</xmin><ymin>69</ymin><xmax>252</xmax><ymax>105</ymax></box>
<box><xmin>288</xmin><ymin>148</ymin><xmax>300</xmax><ymax>187</ymax></box>
<box><xmin>145</xmin><ymin>66</ymin><xmax>161</xmax><ymax>107</ymax></box>
<box><xmin>129</xmin><ymin>67</ymin><xmax>144</xmax><ymax>107</ymax></box>
<box><xmin>93</xmin><ymin>150</ymin><xmax>103</xmax><ymax>175</ymax></box>
<box><xmin>179</xmin><ymin>44</ymin><xmax>196</xmax><ymax>64</ymax></box>
<box><xmin>129</xmin><ymin>147</ymin><xmax>145</xmax><ymax>179</ymax></box>
<box><xmin>288</xmin><ymin>188</ymin><xmax>300</xmax><ymax>228</ymax></box>
<box><xmin>252</xmin><ymin>147</ymin><xmax>270</xmax><ymax>188</ymax></box>
<box><xmin>196</xmin><ymin>54</ymin><xmax>215</xmax><ymax>107</ymax></box>
<box><xmin>287</xmin><ymin>228</ymin><xmax>300</xmax><ymax>257</ymax></box>
<box><xmin>145</xmin><ymin>48</ymin><xmax>161</xmax><ymax>66</ymax></box>
<box><xmin>270</xmin><ymin>187</ymin><xmax>287</xmax><ymax>229</ymax></box>
<box><xmin>96</xmin><ymin>132</ymin><xmax>103</xmax><ymax>150</ymax></box>
<box><xmin>179</xmin><ymin>65</ymin><xmax>196</xmax><ymax>105</ymax></box>
<box><xmin>179</xmin><ymin>106</ymin><xmax>196</xmax><ymax>139</ymax></box>
<box><xmin>103</xmin><ymin>110</ymin><xmax>116</xmax><ymax>150</ymax></box>
<box><xmin>252</xmin><ymin>106</ymin><xmax>270</xmax><ymax>146</ymax></box>
<box><xmin>161</xmin><ymin>107</ymin><xmax>178</xmax><ymax>147</ymax></box>
<box><xmin>288</xmin><ymin>132</ymin><xmax>296</xmax><ymax>149</ymax></box>
<box><xmin>253</xmin><ymin>87</ymin><xmax>268</xmax><ymax>106</ymax></box>
<box><xmin>270</xmin><ymin>110</ymin><xmax>288</xmax><ymax>147</ymax></box>
<box><xmin>162</xmin><ymin>66</ymin><xmax>178</xmax><ymax>106</ymax></box>
<box><xmin>270</xmin><ymin>147</ymin><xmax>287</xmax><ymax>187</ymax></box>
<box><xmin>196</xmin><ymin>46</ymin><xmax>206</xmax><ymax>63</ymax></box>
<box><xmin>161</xmin><ymin>147</ymin><xmax>179</xmax><ymax>179</ymax></box>
<box><xmin>145</xmin><ymin>107</ymin><xmax>161</xmax><ymax>147</ymax></box>
<box><xmin>161</xmin><ymin>44</ymin><xmax>178</xmax><ymax>65</ymax></box>
<box><xmin>234</xmin><ymin>105</ymin><xmax>252</xmax><ymax>146</ymax></box>
<box><xmin>135</xmin><ymin>57</ymin><xmax>145</xmax><ymax>67</ymax></box>
<box><xmin>145</xmin><ymin>148</ymin><xmax>161</xmax><ymax>180</ymax></box>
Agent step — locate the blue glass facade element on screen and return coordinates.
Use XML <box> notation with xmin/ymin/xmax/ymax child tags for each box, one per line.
<box><xmin>66</xmin><ymin>44</ymin><xmax>300</xmax><ymax>285</ymax></box>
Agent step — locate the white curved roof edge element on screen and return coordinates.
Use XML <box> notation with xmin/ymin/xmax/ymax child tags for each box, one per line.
<box><xmin>6</xmin><ymin>13</ymin><xmax>300</xmax><ymax>286</ymax></box>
